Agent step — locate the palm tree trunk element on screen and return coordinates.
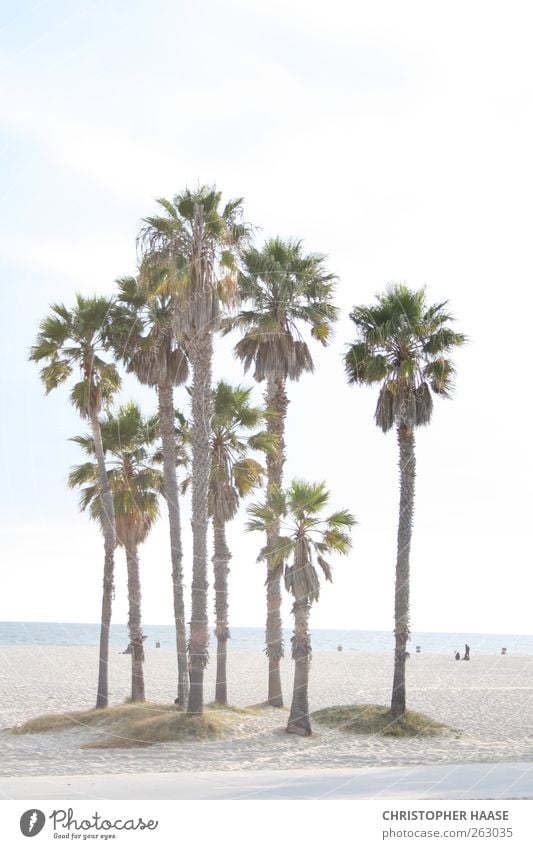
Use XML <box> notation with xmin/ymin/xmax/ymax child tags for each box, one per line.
<box><xmin>287</xmin><ymin>599</ymin><xmax>312</xmax><ymax>736</ymax></box>
<box><xmin>264</xmin><ymin>375</ymin><xmax>288</xmax><ymax>707</ymax></box>
<box><xmin>125</xmin><ymin>541</ymin><xmax>145</xmax><ymax>702</ymax></box>
<box><xmin>213</xmin><ymin>521</ymin><xmax>231</xmax><ymax>705</ymax></box>
<box><xmin>90</xmin><ymin>409</ymin><xmax>116</xmax><ymax>709</ymax></box>
<box><xmin>391</xmin><ymin>423</ymin><xmax>416</xmax><ymax>719</ymax></box>
<box><xmin>187</xmin><ymin>332</ymin><xmax>213</xmax><ymax>715</ymax></box>
<box><xmin>158</xmin><ymin>383</ymin><xmax>189</xmax><ymax>706</ymax></box>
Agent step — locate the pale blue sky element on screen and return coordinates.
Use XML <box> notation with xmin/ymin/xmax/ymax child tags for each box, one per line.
<box><xmin>1</xmin><ymin>0</ymin><xmax>532</xmax><ymax>634</ymax></box>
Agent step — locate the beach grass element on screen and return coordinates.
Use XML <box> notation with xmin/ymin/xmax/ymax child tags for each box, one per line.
<box><xmin>11</xmin><ymin>701</ymin><xmax>255</xmax><ymax>748</ymax></box>
<box><xmin>312</xmin><ymin>704</ymin><xmax>457</xmax><ymax>737</ymax></box>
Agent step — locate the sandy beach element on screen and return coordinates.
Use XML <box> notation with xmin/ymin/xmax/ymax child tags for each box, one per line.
<box><xmin>0</xmin><ymin>646</ymin><xmax>531</xmax><ymax>781</ymax></box>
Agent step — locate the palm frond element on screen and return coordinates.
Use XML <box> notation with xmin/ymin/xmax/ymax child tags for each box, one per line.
<box><xmin>326</xmin><ymin>509</ymin><xmax>358</xmax><ymax>529</ymax></box>
<box><xmin>258</xmin><ymin>536</ymin><xmax>294</xmax><ymax>569</ymax></box>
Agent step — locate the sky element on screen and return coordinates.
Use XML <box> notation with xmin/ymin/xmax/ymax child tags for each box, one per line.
<box><xmin>1</xmin><ymin>0</ymin><xmax>532</xmax><ymax>636</ymax></box>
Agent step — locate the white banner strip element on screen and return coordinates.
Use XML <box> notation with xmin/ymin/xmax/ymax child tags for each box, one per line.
<box><xmin>1</xmin><ymin>800</ymin><xmax>532</xmax><ymax>848</ymax></box>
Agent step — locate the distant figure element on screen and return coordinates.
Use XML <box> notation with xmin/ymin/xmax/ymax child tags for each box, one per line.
<box><xmin>454</xmin><ymin>650</ymin><xmax>461</xmax><ymax>661</ymax></box>
<box><xmin>463</xmin><ymin>643</ymin><xmax>470</xmax><ymax>661</ymax></box>
<box><xmin>404</xmin><ymin>651</ymin><xmax>410</xmax><ymax>660</ymax></box>
<box><xmin>174</xmin><ymin>663</ymin><xmax>193</xmax><ymax>703</ymax></box>
<box><xmin>123</xmin><ymin>634</ymin><xmax>148</xmax><ymax>655</ymax></box>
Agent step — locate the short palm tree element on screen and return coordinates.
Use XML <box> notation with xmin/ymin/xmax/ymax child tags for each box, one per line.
<box><xmin>247</xmin><ymin>481</ymin><xmax>355</xmax><ymax>735</ymax></box>
<box><xmin>225</xmin><ymin>238</ymin><xmax>337</xmax><ymax>706</ymax></box>
<box><xmin>138</xmin><ymin>186</ymin><xmax>250</xmax><ymax>714</ymax></box>
<box><xmin>344</xmin><ymin>284</ymin><xmax>466</xmax><ymax>718</ymax></box>
<box><xmin>70</xmin><ymin>402</ymin><xmax>163</xmax><ymax>703</ymax></box>
<box><xmin>29</xmin><ymin>295</ymin><xmax>120</xmax><ymax>708</ymax></box>
<box><xmin>111</xmin><ymin>275</ymin><xmax>190</xmax><ymax>705</ymax></box>
<box><xmin>207</xmin><ymin>381</ymin><xmax>271</xmax><ymax>705</ymax></box>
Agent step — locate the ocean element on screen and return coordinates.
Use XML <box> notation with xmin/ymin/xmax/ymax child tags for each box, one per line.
<box><xmin>0</xmin><ymin>622</ymin><xmax>532</xmax><ymax>656</ymax></box>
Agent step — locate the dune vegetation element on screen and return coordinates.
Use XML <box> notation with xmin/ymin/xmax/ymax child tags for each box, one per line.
<box><xmin>11</xmin><ymin>702</ymin><xmax>258</xmax><ymax>749</ymax></box>
<box><xmin>313</xmin><ymin>704</ymin><xmax>456</xmax><ymax>738</ymax></box>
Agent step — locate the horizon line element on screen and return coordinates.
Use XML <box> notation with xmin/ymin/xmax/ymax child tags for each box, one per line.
<box><xmin>1</xmin><ymin>620</ymin><xmax>532</xmax><ymax>638</ymax></box>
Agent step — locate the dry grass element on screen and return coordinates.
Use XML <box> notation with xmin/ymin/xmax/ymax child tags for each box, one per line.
<box><xmin>312</xmin><ymin>704</ymin><xmax>457</xmax><ymax>738</ymax></box>
<box><xmin>11</xmin><ymin>702</ymin><xmax>252</xmax><ymax>749</ymax></box>
<box><xmin>11</xmin><ymin>705</ymin><xmax>130</xmax><ymax>735</ymax></box>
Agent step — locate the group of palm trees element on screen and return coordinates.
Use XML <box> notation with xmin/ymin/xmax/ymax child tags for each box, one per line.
<box><xmin>30</xmin><ymin>185</ymin><xmax>465</xmax><ymax>737</ymax></box>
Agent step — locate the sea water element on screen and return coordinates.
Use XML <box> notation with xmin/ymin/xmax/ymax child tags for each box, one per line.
<box><xmin>0</xmin><ymin>622</ymin><xmax>531</xmax><ymax>655</ymax></box>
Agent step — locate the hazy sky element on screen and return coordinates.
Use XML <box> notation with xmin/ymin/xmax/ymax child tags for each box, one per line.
<box><xmin>1</xmin><ymin>0</ymin><xmax>532</xmax><ymax>636</ymax></box>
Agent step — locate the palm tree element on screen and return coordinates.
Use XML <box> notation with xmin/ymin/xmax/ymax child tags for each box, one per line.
<box><xmin>69</xmin><ymin>402</ymin><xmax>163</xmax><ymax>703</ymax></box>
<box><xmin>247</xmin><ymin>480</ymin><xmax>355</xmax><ymax>735</ymax></box>
<box><xmin>111</xmin><ymin>276</ymin><xmax>190</xmax><ymax>705</ymax></box>
<box><xmin>207</xmin><ymin>381</ymin><xmax>271</xmax><ymax>705</ymax></box>
<box><xmin>29</xmin><ymin>295</ymin><xmax>120</xmax><ymax>708</ymax></box>
<box><xmin>344</xmin><ymin>284</ymin><xmax>466</xmax><ymax>718</ymax></box>
<box><xmin>138</xmin><ymin>186</ymin><xmax>250</xmax><ymax>714</ymax></box>
<box><xmin>225</xmin><ymin>238</ymin><xmax>337</xmax><ymax>706</ymax></box>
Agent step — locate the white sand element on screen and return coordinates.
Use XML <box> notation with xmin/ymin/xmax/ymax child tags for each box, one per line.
<box><xmin>0</xmin><ymin>646</ymin><xmax>532</xmax><ymax>779</ymax></box>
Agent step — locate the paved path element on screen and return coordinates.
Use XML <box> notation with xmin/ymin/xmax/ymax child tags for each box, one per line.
<box><xmin>0</xmin><ymin>763</ymin><xmax>531</xmax><ymax>800</ymax></box>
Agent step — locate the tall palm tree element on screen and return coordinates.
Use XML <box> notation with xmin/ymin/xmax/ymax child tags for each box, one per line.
<box><xmin>247</xmin><ymin>480</ymin><xmax>355</xmax><ymax>735</ymax></box>
<box><xmin>29</xmin><ymin>295</ymin><xmax>120</xmax><ymax>708</ymax></box>
<box><xmin>225</xmin><ymin>238</ymin><xmax>337</xmax><ymax>706</ymax></box>
<box><xmin>344</xmin><ymin>284</ymin><xmax>466</xmax><ymax>718</ymax></box>
<box><xmin>111</xmin><ymin>275</ymin><xmax>190</xmax><ymax>705</ymax></box>
<box><xmin>138</xmin><ymin>186</ymin><xmax>250</xmax><ymax>714</ymax></box>
<box><xmin>69</xmin><ymin>402</ymin><xmax>163</xmax><ymax>703</ymax></box>
<box><xmin>207</xmin><ymin>381</ymin><xmax>271</xmax><ymax>705</ymax></box>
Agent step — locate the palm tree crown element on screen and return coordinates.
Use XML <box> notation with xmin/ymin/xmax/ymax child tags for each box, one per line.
<box><xmin>29</xmin><ymin>294</ymin><xmax>120</xmax><ymax>417</ymax></box>
<box><xmin>137</xmin><ymin>186</ymin><xmax>250</xmax><ymax>341</ymax></box>
<box><xmin>227</xmin><ymin>237</ymin><xmax>338</xmax><ymax>381</ymax></box>
<box><xmin>248</xmin><ymin>480</ymin><xmax>355</xmax><ymax>598</ymax></box>
<box><xmin>69</xmin><ymin>402</ymin><xmax>163</xmax><ymax>547</ymax></box>
<box><xmin>208</xmin><ymin>381</ymin><xmax>272</xmax><ymax>524</ymax></box>
<box><xmin>344</xmin><ymin>284</ymin><xmax>466</xmax><ymax>432</ymax></box>
<box><xmin>112</xmin><ymin>275</ymin><xmax>189</xmax><ymax>389</ymax></box>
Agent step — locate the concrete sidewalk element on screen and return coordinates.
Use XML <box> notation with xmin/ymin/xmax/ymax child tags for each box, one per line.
<box><xmin>0</xmin><ymin>762</ymin><xmax>531</xmax><ymax>800</ymax></box>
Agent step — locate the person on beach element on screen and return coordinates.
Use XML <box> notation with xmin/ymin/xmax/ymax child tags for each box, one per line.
<box><xmin>175</xmin><ymin>661</ymin><xmax>193</xmax><ymax>706</ymax></box>
<box><xmin>123</xmin><ymin>634</ymin><xmax>147</xmax><ymax>655</ymax></box>
<box><xmin>463</xmin><ymin>643</ymin><xmax>470</xmax><ymax>661</ymax></box>
<box><xmin>454</xmin><ymin>650</ymin><xmax>461</xmax><ymax>660</ymax></box>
